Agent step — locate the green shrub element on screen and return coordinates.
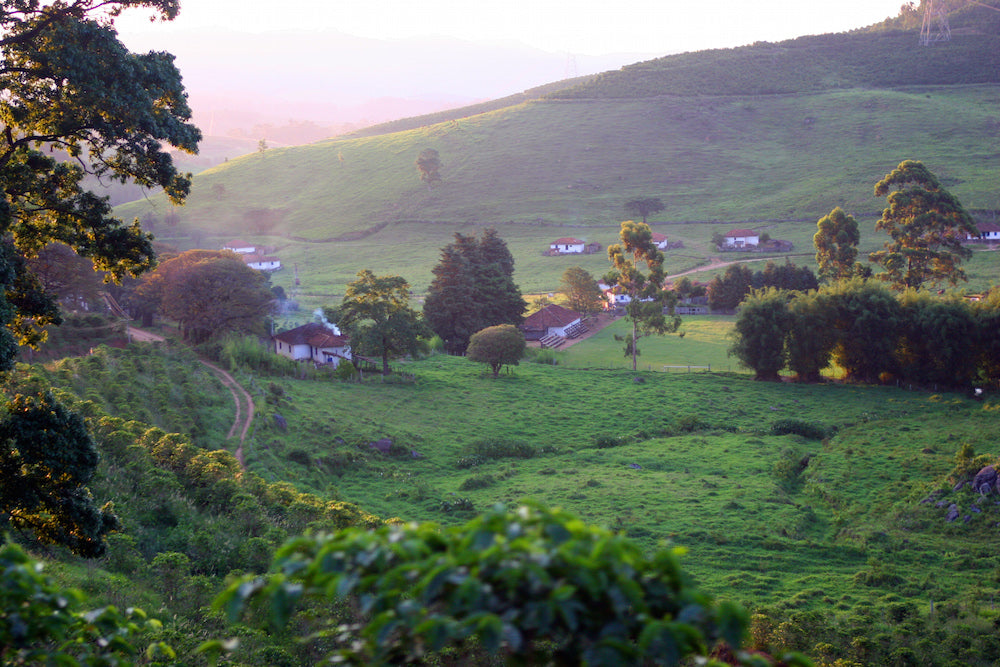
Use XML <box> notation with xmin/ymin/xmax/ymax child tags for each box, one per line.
<box><xmin>287</xmin><ymin>448</ymin><xmax>311</xmax><ymax>467</ymax></box>
<box><xmin>333</xmin><ymin>361</ymin><xmax>358</xmax><ymax>381</ymax></box>
<box><xmin>458</xmin><ymin>473</ymin><xmax>495</xmax><ymax>491</ymax></box>
<box><xmin>468</xmin><ymin>438</ymin><xmax>537</xmax><ymax>460</ymax></box>
<box><xmin>595</xmin><ymin>435</ymin><xmax>626</xmax><ymax>449</ymax></box>
<box><xmin>771</xmin><ymin>418</ymin><xmax>830</xmax><ymax>440</ymax></box>
<box><xmin>218</xmin><ymin>503</ymin><xmax>748</xmax><ymax>665</ymax></box>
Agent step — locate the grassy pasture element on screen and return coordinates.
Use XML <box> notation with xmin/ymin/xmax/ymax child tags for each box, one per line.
<box><xmin>119</xmin><ymin>83</ymin><xmax>1000</xmax><ymax>311</ymax></box>
<box><xmin>238</xmin><ymin>352</ymin><xmax>998</xmax><ymax>625</ymax></box>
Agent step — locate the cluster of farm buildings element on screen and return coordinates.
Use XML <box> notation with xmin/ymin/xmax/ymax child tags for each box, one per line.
<box><xmin>258</xmin><ymin>220</ymin><xmax>1000</xmax><ymax>368</ymax></box>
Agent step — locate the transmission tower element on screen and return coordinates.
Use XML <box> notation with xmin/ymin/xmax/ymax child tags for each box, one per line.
<box><xmin>920</xmin><ymin>0</ymin><xmax>952</xmax><ymax>45</ymax></box>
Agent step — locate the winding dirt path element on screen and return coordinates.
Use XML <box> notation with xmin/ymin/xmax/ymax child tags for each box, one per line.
<box><xmin>126</xmin><ymin>327</ymin><xmax>254</xmax><ymax>467</ymax></box>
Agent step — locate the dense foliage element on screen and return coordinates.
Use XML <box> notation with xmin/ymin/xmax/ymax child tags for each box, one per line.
<box><xmin>559</xmin><ymin>266</ymin><xmax>605</xmax><ymax>315</ymax></box>
<box><xmin>0</xmin><ymin>0</ymin><xmax>198</xmax><ymax>557</ymax></box>
<box><xmin>332</xmin><ymin>269</ymin><xmax>429</xmax><ymax>374</ymax></box>
<box><xmin>134</xmin><ymin>250</ymin><xmax>276</xmax><ymax>343</ymax></box>
<box><xmin>729</xmin><ymin>279</ymin><xmax>998</xmax><ymax>386</ymax></box>
<box><xmin>869</xmin><ymin>160</ymin><xmax>977</xmax><ymax>290</ymax></box>
<box><xmin>813</xmin><ymin>207</ymin><xmax>861</xmax><ymax>283</ymax></box>
<box><xmin>221</xmin><ymin>503</ymin><xmax>752</xmax><ymax>666</ymax></box>
<box><xmin>423</xmin><ymin>229</ymin><xmax>526</xmax><ymax>355</ymax></box>
<box><xmin>708</xmin><ymin>262</ymin><xmax>818</xmax><ymax>311</ymax></box>
<box><xmin>466</xmin><ymin>323</ymin><xmax>526</xmax><ymax>378</ymax></box>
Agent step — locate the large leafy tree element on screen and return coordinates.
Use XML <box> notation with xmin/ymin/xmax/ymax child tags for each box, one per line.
<box><xmin>559</xmin><ymin>265</ymin><xmax>604</xmax><ymax>315</ymax></box>
<box><xmin>606</xmin><ymin>220</ymin><xmax>679</xmax><ymax>371</ymax></box>
<box><xmin>624</xmin><ymin>196</ymin><xmax>665</xmax><ymax>224</ymax></box>
<box><xmin>467</xmin><ymin>323</ymin><xmax>525</xmax><ymax>378</ymax></box>
<box><xmin>869</xmin><ymin>160</ymin><xmax>977</xmax><ymax>290</ymax></box>
<box><xmin>333</xmin><ymin>269</ymin><xmax>428</xmax><ymax>375</ymax></box>
<box><xmin>814</xmin><ymin>207</ymin><xmax>861</xmax><ymax>283</ymax></box>
<box><xmin>143</xmin><ymin>251</ymin><xmax>275</xmax><ymax>344</ymax></box>
<box><xmin>415</xmin><ymin>148</ymin><xmax>442</xmax><ymax>188</ymax></box>
<box><xmin>0</xmin><ymin>0</ymin><xmax>198</xmax><ymax>555</ymax></box>
<box><xmin>728</xmin><ymin>288</ymin><xmax>791</xmax><ymax>381</ymax></box>
<box><xmin>825</xmin><ymin>278</ymin><xmax>902</xmax><ymax>384</ymax></box>
<box><xmin>706</xmin><ymin>263</ymin><xmax>753</xmax><ymax>311</ymax></box>
<box><xmin>423</xmin><ymin>229</ymin><xmax>525</xmax><ymax>355</ymax></box>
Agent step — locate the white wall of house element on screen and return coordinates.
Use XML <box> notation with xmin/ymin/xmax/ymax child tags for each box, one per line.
<box><xmin>247</xmin><ymin>259</ymin><xmax>281</xmax><ymax>271</ymax></box>
<box><xmin>550</xmin><ymin>241</ymin><xmax>585</xmax><ymax>253</ymax></box>
<box><xmin>725</xmin><ymin>234</ymin><xmax>759</xmax><ymax>247</ymax></box>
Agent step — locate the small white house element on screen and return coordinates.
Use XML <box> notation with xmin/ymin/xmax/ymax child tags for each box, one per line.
<box><xmin>974</xmin><ymin>222</ymin><xmax>1000</xmax><ymax>241</ymax></box>
<box><xmin>243</xmin><ymin>253</ymin><xmax>281</xmax><ymax>271</ymax></box>
<box><xmin>724</xmin><ymin>229</ymin><xmax>759</xmax><ymax>248</ymax></box>
<box><xmin>273</xmin><ymin>323</ymin><xmax>351</xmax><ymax>367</ymax></box>
<box><xmin>651</xmin><ymin>232</ymin><xmax>669</xmax><ymax>250</ymax></box>
<box><xmin>222</xmin><ymin>239</ymin><xmax>256</xmax><ymax>254</ymax></box>
<box><xmin>550</xmin><ymin>237</ymin><xmax>586</xmax><ymax>254</ymax></box>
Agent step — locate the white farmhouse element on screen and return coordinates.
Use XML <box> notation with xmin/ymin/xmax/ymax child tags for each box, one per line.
<box><xmin>273</xmin><ymin>323</ymin><xmax>351</xmax><ymax>367</ymax></box>
<box><xmin>724</xmin><ymin>229</ymin><xmax>759</xmax><ymax>248</ymax></box>
<box><xmin>550</xmin><ymin>237</ymin><xmax>586</xmax><ymax>254</ymax></box>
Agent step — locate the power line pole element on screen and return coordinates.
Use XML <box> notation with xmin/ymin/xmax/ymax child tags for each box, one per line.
<box><xmin>920</xmin><ymin>0</ymin><xmax>952</xmax><ymax>45</ymax></box>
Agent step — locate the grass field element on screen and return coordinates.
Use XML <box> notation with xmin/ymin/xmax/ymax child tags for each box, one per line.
<box><xmin>230</xmin><ymin>351</ymin><xmax>998</xmax><ymax>627</ymax></box>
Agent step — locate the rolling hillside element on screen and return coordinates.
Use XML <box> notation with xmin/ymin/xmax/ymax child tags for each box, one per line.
<box><xmin>116</xmin><ymin>6</ymin><xmax>1000</xmax><ymax>303</ymax></box>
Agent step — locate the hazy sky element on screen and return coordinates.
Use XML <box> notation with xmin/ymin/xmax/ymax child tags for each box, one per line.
<box><xmin>119</xmin><ymin>0</ymin><xmax>906</xmax><ymax>55</ymax></box>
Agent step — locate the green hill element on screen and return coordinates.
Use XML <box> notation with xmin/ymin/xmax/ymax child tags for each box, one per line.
<box><xmin>115</xmin><ymin>7</ymin><xmax>1000</xmax><ymax>305</ymax></box>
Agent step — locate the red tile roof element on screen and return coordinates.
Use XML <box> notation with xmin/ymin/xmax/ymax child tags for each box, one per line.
<box><xmin>651</xmin><ymin>232</ymin><xmax>668</xmax><ymax>242</ymax></box>
<box><xmin>273</xmin><ymin>322</ymin><xmax>349</xmax><ymax>348</ymax></box>
<box><xmin>521</xmin><ymin>304</ymin><xmax>582</xmax><ymax>330</ymax></box>
<box><xmin>726</xmin><ymin>229</ymin><xmax>757</xmax><ymax>237</ymax></box>
<box><xmin>551</xmin><ymin>237</ymin><xmax>585</xmax><ymax>245</ymax></box>
<box><xmin>977</xmin><ymin>222</ymin><xmax>1000</xmax><ymax>233</ymax></box>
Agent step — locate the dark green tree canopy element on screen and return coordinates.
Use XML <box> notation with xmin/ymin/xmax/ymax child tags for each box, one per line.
<box><xmin>707</xmin><ymin>264</ymin><xmax>753</xmax><ymax>311</ymax></box>
<box><xmin>814</xmin><ymin>207</ymin><xmax>861</xmax><ymax>282</ymax></box>
<box><xmin>728</xmin><ymin>288</ymin><xmax>792</xmax><ymax>381</ymax></box>
<box><xmin>466</xmin><ymin>324</ymin><xmax>525</xmax><ymax>378</ymax></box>
<box><xmin>335</xmin><ymin>269</ymin><xmax>429</xmax><ymax>375</ymax></box>
<box><xmin>0</xmin><ymin>391</ymin><xmax>119</xmax><ymax>557</ymax></box>
<box><xmin>423</xmin><ymin>229</ymin><xmax>525</xmax><ymax>355</ymax></box>
<box><xmin>415</xmin><ymin>148</ymin><xmax>442</xmax><ymax>187</ymax></box>
<box><xmin>869</xmin><ymin>160</ymin><xmax>977</xmax><ymax>290</ymax></box>
<box><xmin>0</xmin><ymin>0</ymin><xmax>198</xmax><ymax>556</ymax></box>
<box><xmin>623</xmin><ymin>196</ymin><xmax>665</xmax><ymax>224</ymax></box>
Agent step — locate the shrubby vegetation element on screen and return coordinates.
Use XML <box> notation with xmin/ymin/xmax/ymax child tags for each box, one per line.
<box><xmin>220</xmin><ymin>503</ymin><xmax>756</xmax><ymax>666</ymax></box>
<box><xmin>729</xmin><ymin>279</ymin><xmax>1000</xmax><ymax>387</ymax></box>
<box><xmin>550</xmin><ymin>10</ymin><xmax>1000</xmax><ymax>100</ymax></box>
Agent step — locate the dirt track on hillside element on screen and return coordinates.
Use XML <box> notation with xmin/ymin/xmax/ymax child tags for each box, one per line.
<box><xmin>126</xmin><ymin>327</ymin><xmax>253</xmax><ymax>466</ymax></box>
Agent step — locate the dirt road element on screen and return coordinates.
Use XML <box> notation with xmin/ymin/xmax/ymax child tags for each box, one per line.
<box><xmin>126</xmin><ymin>327</ymin><xmax>254</xmax><ymax>466</ymax></box>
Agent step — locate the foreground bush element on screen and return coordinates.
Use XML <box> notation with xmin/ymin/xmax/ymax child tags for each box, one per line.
<box><xmin>219</xmin><ymin>503</ymin><xmax>757</xmax><ymax>665</ymax></box>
